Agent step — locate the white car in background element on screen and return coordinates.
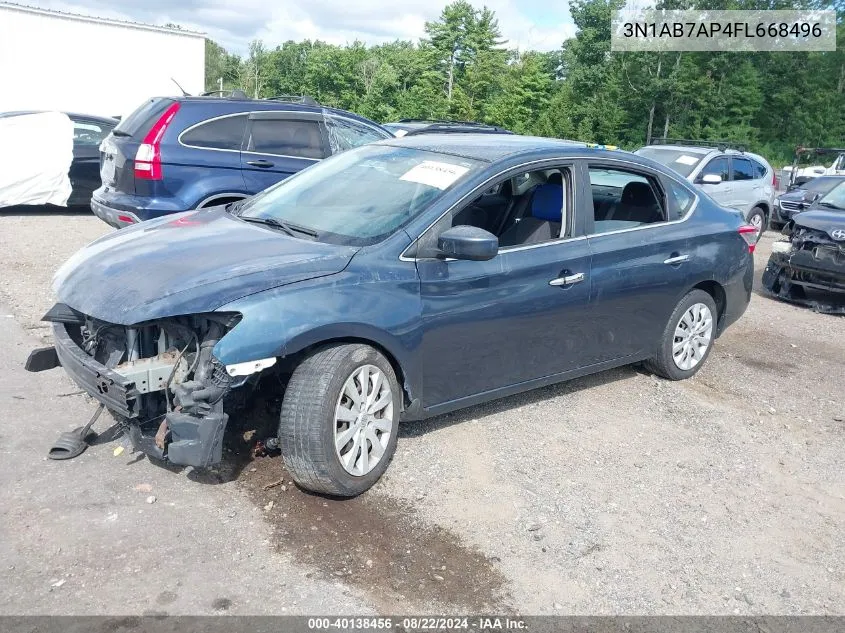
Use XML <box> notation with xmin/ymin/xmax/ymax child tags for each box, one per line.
<box><xmin>636</xmin><ymin>140</ymin><xmax>776</xmax><ymax>241</ymax></box>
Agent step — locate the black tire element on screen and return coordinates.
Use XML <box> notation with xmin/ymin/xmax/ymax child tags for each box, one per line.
<box><xmin>747</xmin><ymin>206</ymin><xmax>766</xmax><ymax>242</ymax></box>
<box><xmin>643</xmin><ymin>289</ymin><xmax>718</xmax><ymax>381</ymax></box>
<box><xmin>278</xmin><ymin>343</ymin><xmax>401</xmax><ymax>497</ymax></box>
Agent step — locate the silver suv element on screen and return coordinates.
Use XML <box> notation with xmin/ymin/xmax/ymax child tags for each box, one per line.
<box><xmin>636</xmin><ymin>140</ymin><xmax>776</xmax><ymax>241</ymax></box>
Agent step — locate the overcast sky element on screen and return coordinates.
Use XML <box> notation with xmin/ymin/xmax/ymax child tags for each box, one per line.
<box><xmin>33</xmin><ymin>0</ymin><xmax>576</xmax><ymax>54</ymax></box>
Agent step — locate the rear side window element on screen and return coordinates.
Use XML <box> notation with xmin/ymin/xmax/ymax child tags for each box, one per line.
<box><xmin>181</xmin><ymin>115</ymin><xmax>246</xmax><ymax>150</ymax></box>
<box><xmin>750</xmin><ymin>158</ymin><xmax>768</xmax><ymax>179</ymax></box>
<box><xmin>247</xmin><ymin>119</ymin><xmax>326</xmax><ymax>159</ymax></box>
<box><xmin>588</xmin><ymin>166</ymin><xmax>667</xmax><ymax>233</ymax></box>
<box><xmin>666</xmin><ymin>180</ymin><xmax>695</xmax><ymax>219</ymax></box>
<box><xmin>114</xmin><ymin>98</ymin><xmax>172</xmax><ymax>137</ymax></box>
<box><xmin>732</xmin><ymin>157</ymin><xmax>755</xmax><ymax>181</ymax></box>
<box><xmin>325</xmin><ymin>117</ymin><xmax>389</xmax><ymax>153</ymax></box>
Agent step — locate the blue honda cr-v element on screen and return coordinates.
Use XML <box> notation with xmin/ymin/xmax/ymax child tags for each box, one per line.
<box><xmin>91</xmin><ymin>94</ymin><xmax>392</xmax><ymax>228</ymax></box>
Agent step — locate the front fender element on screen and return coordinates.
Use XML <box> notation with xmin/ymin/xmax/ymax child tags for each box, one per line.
<box><xmin>213</xmin><ymin>266</ymin><xmax>423</xmax><ymax>402</ymax></box>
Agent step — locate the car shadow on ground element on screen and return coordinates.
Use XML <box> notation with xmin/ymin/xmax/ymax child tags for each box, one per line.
<box><xmin>1</xmin><ymin>204</ymin><xmax>91</xmax><ymax>216</ymax></box>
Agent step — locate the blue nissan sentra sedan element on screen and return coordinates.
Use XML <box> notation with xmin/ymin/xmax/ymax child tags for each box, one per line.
<box><xmin>27</xmin><ymin>134</ymin><xmax>755</xmax><ymax>496</ymax></box>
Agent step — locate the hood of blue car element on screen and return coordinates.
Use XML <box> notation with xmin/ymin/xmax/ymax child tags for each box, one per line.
<box><xmin>53</xmin><ymin>208</ymin><xmax>359</xmax><ymax>325</ymax></box>
<box><xmin>792</xmin><ymin>208</ymin><xmax>845</xmax><ymax>240</ymax></box>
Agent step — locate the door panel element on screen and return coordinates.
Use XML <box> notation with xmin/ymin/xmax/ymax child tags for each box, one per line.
<box><xmin>417</xmin><ymin>240</ymin><xmax>593</xmax><ymax>408</ymax></box>
<box><xmin>586</xmin><ymin>225</ymin><xmax>692</xmax><ymax>362</ymax></box>
<box><xmin>581</xmin><ymin>161</ymin><xmax>693</xmax><ymax>362</ymax></box>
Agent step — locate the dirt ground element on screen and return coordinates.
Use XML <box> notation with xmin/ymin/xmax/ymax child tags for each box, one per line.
<box><xmin>0</xmin><ymin>207</ymin><xmax>843</xmax><ymax>615</ymax></box>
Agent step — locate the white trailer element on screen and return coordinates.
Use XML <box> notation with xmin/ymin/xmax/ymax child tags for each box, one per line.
<box><xmin>0</xmin><ymin>2</ymin><xmax>205</xmax><ymax>119</ymax></box>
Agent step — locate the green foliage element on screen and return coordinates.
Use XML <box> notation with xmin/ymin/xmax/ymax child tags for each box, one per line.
<box><xmin>202</xmin><ymin>0</ymin><xmax>845</xmax><ymax>164</ymax></box>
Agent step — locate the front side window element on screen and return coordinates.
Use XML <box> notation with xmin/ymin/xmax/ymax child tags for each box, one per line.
<box><xmin>699</xmin><ymin>157</ymin><xmax>729</xmax><ymax>182</ymax></box>
<box><xmin>247</xmin><ymin>119</ymin><xmax>326</xmax><ymax>159</ymax></box>
<box><xmin>325</xmin><ymin>117</ymin><xmax>390</xmax><ymax>153</ymax></box>
<box><xmin>589</xmin><ymin>166</ymin><xmax>666</xmax><ymax>233</ymax></box>
<box><xmin>732</xmin><ymin>157</ymin><xmax>755</xmax><ymax>181</ymax></box>
<box><xmin>442</xmin><ymin>167</ymin><xmax>573</xmax><ymax>250</ymax></box>
<box><xmin>181</xmin><ymin>115</ymin><xmax>246</xmax><ymax>150</ymax></box>
<box><xmin>238</xmin><ymin>144</ymin><xmax>482</xmax><ymax>245</ymax></box>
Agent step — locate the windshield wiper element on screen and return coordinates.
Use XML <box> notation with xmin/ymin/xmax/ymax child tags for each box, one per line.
<box><xmin>817</xmin><ymin>201</ymin><xmax>845</xmax><ymax>211</ymax></box>
<box><xmin>239</xmin><ymin>216</ymin><xmax>318</xmax><ymax>238</ymax></box>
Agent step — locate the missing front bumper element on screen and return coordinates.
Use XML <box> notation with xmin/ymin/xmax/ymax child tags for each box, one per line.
<box><xmin>763</xmin><ymin>252</ymin><xmax>845</xmax><ymax>314</ymax></box>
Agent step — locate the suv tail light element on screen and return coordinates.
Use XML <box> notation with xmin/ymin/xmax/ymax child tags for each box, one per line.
<box><xmin>134</xmin><ymin>102</ymin><xmax>180</xmax><ymax>180</ymax></box>
<box><xmin>738</xmin><ymin>225</ymin><xmax>758</xmax><ymax>254</ymax></box>
<box><xmin>772</xmin><ymin>170</ymin><xmax>779</xmax><ymax>189</ymax></box>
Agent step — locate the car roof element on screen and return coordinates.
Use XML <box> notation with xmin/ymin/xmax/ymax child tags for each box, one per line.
<box><xmin>643</xmin><ymin>144</ymin><xmax>713</xmax><ymax>155</ymax></box>
<box><xmin>378</xmin><ymin>133</ymin><xmax>603</xmax><ymax>163</ymax></box>
<box><xmin>642</xmin><ymin>144</ymin><xmax>770</xmax><ymax>164</ymax></box>
<box><xmin>171</xmin><ymin>96</ymin><xmax>382</xmax><ymax>127</ymax></box>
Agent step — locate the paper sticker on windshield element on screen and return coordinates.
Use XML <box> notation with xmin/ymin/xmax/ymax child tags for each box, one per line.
<box><xmin>394</xmin><ymin>129</ymin><xmax>408</xmax><ymax>137</ymax></box>
<box><xmin>675</xmin><ymin>155</ymin><xmax>699</xmax><ymax>166</ymax></box>
<box><xmin>400</xmin><ymin>161</ymin><xmax>469</xmax><ymax>189</ymax></box>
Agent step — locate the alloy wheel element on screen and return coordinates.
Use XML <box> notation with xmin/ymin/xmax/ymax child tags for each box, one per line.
<box><xmin>334</xmin><ymin>364</ymin><xmax>394</xmax><ymax>476</ymax></box>
<box><xmin>672</xmin><ymin>303</ymin><xmax>714</xmax><ymax>371</ymax></box>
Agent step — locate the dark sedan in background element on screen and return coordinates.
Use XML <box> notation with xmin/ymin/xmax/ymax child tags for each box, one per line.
<box><xmin>0</xmin><ymin>111</ymin><xmax>117</xmax><ymax>207</ymax></box>
<box><xmin>771</xmin><ymin>175</ymin><xmax>845</xmax><ymax>230</ymax></box>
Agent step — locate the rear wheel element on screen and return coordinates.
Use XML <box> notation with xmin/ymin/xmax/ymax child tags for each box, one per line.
<box><xmin>644</xmin><ymin>289</ymin><xmax>718</xmax><ymax>381</ymax></box>
<box><xmin>278</xmin><ymin>344</ymin><xmax>400</xmax><ymax>497</ymax></box>
<box><xmin>747</xmin><ymin>206</ymin><xmax>766</xmax><ymax>242</ymax></box>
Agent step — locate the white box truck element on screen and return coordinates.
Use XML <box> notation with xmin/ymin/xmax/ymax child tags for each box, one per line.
<box><xmin>0</xmin><ymin>2</ymin><xmax>205</xmax><ymax>119</ymax></box>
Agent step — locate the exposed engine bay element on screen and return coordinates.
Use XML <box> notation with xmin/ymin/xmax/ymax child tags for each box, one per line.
<box><xmin>29</xmin><ymin>304</ymin><xmax>253</xmax><ymax>467</ymax></box>
<box><xmin>762</xmin><ymin>225</ymin><xmax>845</xmax><ymax>315</ymax></box>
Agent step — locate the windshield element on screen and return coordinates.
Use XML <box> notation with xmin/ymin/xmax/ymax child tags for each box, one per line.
<box><xmin>804</xmin><ymin>177</ymin><xmax>845</xmax><ymax>194</ymax></box>
<box><xmin>238</xmin><ymin>144</ymin><xmax>482</xmax><ymax>245</ymax></box>
<box><xmin>817</xmin><ymin>181</ymin><xmax>845</xmax><ymax>210</ymax></box>
<box><xmin>635</xmin><ymin>147</ymin><xmax>707</xmax><ymax>177</ymax></box>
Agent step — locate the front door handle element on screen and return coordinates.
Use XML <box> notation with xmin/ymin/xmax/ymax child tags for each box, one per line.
<box><xmin>247</xmin><ymin>159</ymin><xmax>274</xmax><ymax>168</ymax></box>
<box><xmin>549</xmin><ymin>272</ymin><xmax>585</xmax><ymax>286</ymax></box>
<box><xmin>663</xmin><ymin>254</ymin><xmax>690</xmax><ymax>265</ymax></box>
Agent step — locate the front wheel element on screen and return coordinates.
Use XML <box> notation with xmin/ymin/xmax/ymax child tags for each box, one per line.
<box><xmin>278</xmin><ymin>344</ymin><xmax>400</xmax><ymax>497</ymax></box>
<box><xmin>643</xmin><ymin>289</ymin><xmax>718</xmax><ymax>381</ymax></box>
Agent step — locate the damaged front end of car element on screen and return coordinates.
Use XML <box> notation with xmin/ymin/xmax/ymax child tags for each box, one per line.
<box><xmin>26</xmin><ymin>304</ymin><xmax>264</xmax><ymax>467</ymax></box>
<box><xmin>762</xmin><ymin>225</ymin><xmax>845</xmax><ymax>314</ymax></box>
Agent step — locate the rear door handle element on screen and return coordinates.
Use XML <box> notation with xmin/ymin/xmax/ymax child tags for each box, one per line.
<box><xmin>664</xmin><ymin>254</ymin><xmax>690</xmax><ymax>265</ymax></box>
<box><xmin>247</xmin><ymin>159</ymin><xmax>274</xmax><ymax>168</ymax></box>
<box><xmin>549</xmin><ymin>272</ymin><xmax>585</xmax><ymax>286</ymax></box>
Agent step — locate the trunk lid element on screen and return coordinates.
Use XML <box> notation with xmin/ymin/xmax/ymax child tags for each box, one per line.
<box><xmin>99</xmin><ymin>97</ymin><xmax>174</xmax><ymax>194</ymax></box>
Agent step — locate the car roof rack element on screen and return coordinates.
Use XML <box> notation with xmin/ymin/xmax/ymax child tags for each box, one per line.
<box><xmin>264</xmin><ymin>95</ymin><xmax>320</xmax><ymax>106</ymax></box>
<box><xmin>794</xmin><ymin>146</ymin><xmax>845</xmax><ymax>157</ymax></box>
<box><xmin>650</xmin><ymin>137</ymin><xmax>745</xmax><ymax>153</ymax></box>
<box><xmin>199</xmin><ymin>89</ymin><xmax>250</xmax><ymax>99</ymax></box>
<box><xmin>402</xmin><ymin>121</ymin><xmax>514</xmax><ymax>136</ymax></box>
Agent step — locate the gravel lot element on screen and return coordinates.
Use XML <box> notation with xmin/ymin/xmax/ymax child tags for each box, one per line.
<box><xmin>1</xmin><ymin>207</ymin><xmax>843</xmax><ymax>615</ymax></box>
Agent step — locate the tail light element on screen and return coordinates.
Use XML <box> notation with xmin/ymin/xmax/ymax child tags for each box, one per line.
<box><xmin>772</xmin><ymin>170</ymin><xmax>779</xmax><ymax>189</ymax></box>
<box><xmin>738</xmin><ymin>225</ymin><xmax>757</xmax><ymax>254</ymax></box>
<box><xmin>134</xmin><ymin>102</ymin><xmax>180</xmax><ymax>180</ymax></box>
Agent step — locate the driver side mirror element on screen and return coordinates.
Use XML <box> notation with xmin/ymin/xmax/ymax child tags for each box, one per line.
<box><xmin>698</xmin><ymin>174</ymin><xmax>722</xmax><ymax>185</ymax></box>
<box><xmin>437</xmin><ymin>225</ymin><xmax>498</xmax><ymax>261</ymax></box>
